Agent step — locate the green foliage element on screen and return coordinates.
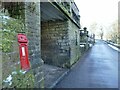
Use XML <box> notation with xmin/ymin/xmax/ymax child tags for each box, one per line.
<box><xmin>2</xmin><ymin>69</ymin><xmax>34</xmax><ymax>88</ymax></box>
<box><xmin>0</xmin><ymin>11</ymin><xmax>25</xmax><ymax>53</ymax></box>
<box><xmin>11</xmin><ymin>70</ymin><xmax>34</xmax><ymax>88</ymax></box>
<box><xmin>5</xmin><ymin>2</ymin><xmax>25</xmax><ymax>19</ymax></box>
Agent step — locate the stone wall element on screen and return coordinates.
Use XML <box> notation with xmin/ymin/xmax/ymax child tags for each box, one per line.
<box><xmin>2</xmin><ymin>2</ymin><xmax>44</xmax><ymax>88</ymax></box>
<box><xmin>41</xmin><ymin>20</ymin><xmax>81</xmax><ymax>68</ymax></box>
<box><xmin>68</xmin><ymin>20</ymin><xmax>81</xmax><ymax>65</ymax></box>
<box><xmin>41</xmin><ymin>20</ymin><xmax>70</xmax><ymax>68</ymax></box>
<box><xmin>25</xmin><ymin>2</ymin><xmax>44</xmax><ymax>88</ymax></box>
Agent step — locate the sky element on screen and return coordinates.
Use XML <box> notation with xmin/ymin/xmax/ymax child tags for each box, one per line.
<box><xmin>74</xmin><ymin>0</ymin><xmax>119</xmax><ymax>29</ymax></box>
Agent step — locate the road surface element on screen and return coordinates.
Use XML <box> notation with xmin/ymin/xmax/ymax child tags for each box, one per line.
<box><xmin>55</xmin><ymin>40</ymin><xmax>119</xmax><ymax>88</ymax></box>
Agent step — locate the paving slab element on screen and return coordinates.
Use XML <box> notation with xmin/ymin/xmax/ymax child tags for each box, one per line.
<box><xmin>41</xmin><ymin>64</ymin><xmax>68</xmax><ymax>88</ymax></box>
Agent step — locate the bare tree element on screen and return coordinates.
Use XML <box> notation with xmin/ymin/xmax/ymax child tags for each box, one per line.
<box><xmin>105</xmin><ymin>20</ymin><xmax>118</xmax><ymax>44</ymax></box>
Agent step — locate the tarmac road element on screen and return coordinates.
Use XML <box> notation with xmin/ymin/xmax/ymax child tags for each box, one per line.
<box><xmin>55</xmin><ymin>40</ymin><xmax>119</xmax><ymax>88</ymax></box>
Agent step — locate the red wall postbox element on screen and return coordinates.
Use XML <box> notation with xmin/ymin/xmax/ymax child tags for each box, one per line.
<box><xmin>17</xmin><ymin>34</ymin><xmax>30</xmax><ymax>71</ymax></box>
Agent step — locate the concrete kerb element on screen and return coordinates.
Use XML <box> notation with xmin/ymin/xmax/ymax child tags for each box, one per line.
<box><xmin>50</xmin><ymin>69</ymin><xmax>69</xmax><ymax>88</ymax></box>
<box><xmin>50</xmin><ymin>46</ymin><xmax>93</xmax><ymax>88</ymax></box>
<box><xmin>49</xmin><ymin>57</ymin><xmax>83</xmax><ymax>88</ymax></box>
<box><xmin>50</xmin><ymin>58</ymin><xmax>82</xmax><ymax>88</ymax></box>
<box><xmin>70</xmin><ymin>46</ymin><xmax>93</xmax><ymax>70</ymax></box>
<box><xmin>108</xmin><ymin>44</ymin><xmax>120</xmax><ymax>52</ymax></box>
<box><xmin>105</xmin><ymin>40</ymin><xmax>120</xmax><ymax>52</ymax></box>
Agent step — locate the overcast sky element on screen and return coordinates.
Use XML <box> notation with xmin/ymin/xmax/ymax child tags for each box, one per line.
<box><xmin>74</xmin><ymin>0</ymin><xmax>119</xmax><ymax>29</ymax></box>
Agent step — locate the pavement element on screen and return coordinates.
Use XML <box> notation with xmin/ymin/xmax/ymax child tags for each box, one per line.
<box><xmin>55</xmin><ymin>40</ymin><xmax>119</xmax><ymax>88</ymax></box>
<box><xmin>41</xmin><ymin>64</ymin><xmax>68</xmax><ymax>88</ymax></box>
